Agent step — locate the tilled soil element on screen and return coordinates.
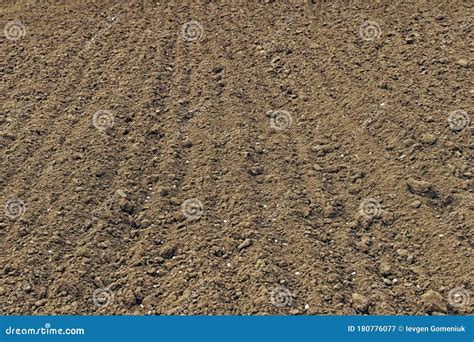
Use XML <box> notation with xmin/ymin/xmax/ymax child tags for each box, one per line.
<box><xmin>1</xmin><ymin>0</ymin><xmax>473</xmax><ymax>315</ymax></box>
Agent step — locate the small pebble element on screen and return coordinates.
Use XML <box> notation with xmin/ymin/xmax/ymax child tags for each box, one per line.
<box><xmin>237</xmin><ymin>239</ymin><xmax>252</xmax><ymax>251</ymax></box>
<box><xmin>420</xmin><ymin>290</ymin><xmax>447</xmax><ymax>313</ymax></box>
<box><xmin>249</xmin><ymin>165</ymin><xmax>263</xmax><ymax>176</ymax></box>
<box><xmin>119</xmin><ymin>200</ymin><xmax>135</xmax><ymax>214</ymax></box>
<box><xmin>212</xmin><ymin>66</ymin><xmax>223</xmax><ymax>73</ymax></box>
<box><xmin>378</xmin><ymin>261</ymin><xmax>392</xmax><ymax>276</ymax></box>
<box><xmin>116</xmin><ymin>189</ymin><xmax>128</xmax><ymax>198</ymax></box>
<box><xmin>406</xmin><ymin>178</ymin><xmax>436</xmax><ymax>198</ymax></box>
<box><xmin>456</xmin><ymin>59</ymin><xmax>469</xmax><ymax>67</ymax></box>
<box><xmin>419</xmin><ymin>133</ymin><xmax>437</xmax><ymax>145</ymax></box>
<box><xmin>351</xmin><ymin>293</ymin><xmax>369</xmax><ymax>313</ymax></box>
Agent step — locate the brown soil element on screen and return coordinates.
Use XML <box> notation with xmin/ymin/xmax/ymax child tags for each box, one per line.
<box><xmin>1</xmin><ymin>0</ymin><xmax>473</xmax><ymax>315</ymax></box>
